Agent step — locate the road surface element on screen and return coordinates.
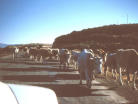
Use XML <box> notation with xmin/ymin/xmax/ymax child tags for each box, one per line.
<box><xmin>0</xmin><ymin>54</ymin><xmax>137</xmax><ymax>104</ymax></box>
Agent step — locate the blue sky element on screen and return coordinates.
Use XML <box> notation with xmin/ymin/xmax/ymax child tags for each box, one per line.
<box><xmin>0</xmin><ymin>0</ymin><xmax>138</xmax><ymax>44</ymax></box>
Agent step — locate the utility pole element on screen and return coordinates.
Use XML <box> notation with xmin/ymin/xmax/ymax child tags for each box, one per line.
<box><xmin>127</xmin><ymin>14</ymin><xmax>128</xmax><ymax>24</ymax></box>
<box><xmin>117</xmin><ymin>20</ymin><xmax>119</xmax><ymax>25</ymax></box>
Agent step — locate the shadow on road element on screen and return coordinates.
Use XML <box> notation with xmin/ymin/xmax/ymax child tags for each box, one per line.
<box><xmin>2</xmin><ymin>73</ymin><xmax>81</xmax><ymax>82</ymax></box>
<box><xmin>0</xmin><ymin>58</ymin><xmax>60</xmax><ymax>65</ymax></box>
<box><xmin>0</xmin><ymin>67</ymin><xmax>76</xmax><ymax>72</ymax></box>
<box><xmin>2</xmin><ymin>75</ymin><xmax>57</xmax><ymax>82</ymax></box>
<box><xmin>33</xmin><ymin>84</ymin><xmax>109</xmax><ymax>97</ymax></box>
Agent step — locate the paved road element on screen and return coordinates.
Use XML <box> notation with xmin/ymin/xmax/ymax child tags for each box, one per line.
<box><xmin>0</xmin><ymin>55</ymin><xmax>130</xmax><ymax>104</ymax></box>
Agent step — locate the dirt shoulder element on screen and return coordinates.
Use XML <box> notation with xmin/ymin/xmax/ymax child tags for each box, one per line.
<box><xmin>97</xmin><ymin>78</ymin><xmax>138</xmax><ymax>104</ymax></box>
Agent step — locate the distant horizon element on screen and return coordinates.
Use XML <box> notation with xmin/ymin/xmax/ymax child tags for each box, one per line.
<box><xmin>0</xmin><ymin>42</ymin><xmax>53</xmax><ymax>45</ymax></box>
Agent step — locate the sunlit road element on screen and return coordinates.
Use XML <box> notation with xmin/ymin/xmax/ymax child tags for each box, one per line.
<box><xmin>0</xmin><ymin>55</ymin><xmax>130</xmax><ymax>104</ymax></box>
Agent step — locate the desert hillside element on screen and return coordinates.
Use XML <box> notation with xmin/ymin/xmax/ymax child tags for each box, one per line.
<box><xmin>52</xmin><ymin>24</ymin><xmax>138</xmax><ymax>51</ymax></box>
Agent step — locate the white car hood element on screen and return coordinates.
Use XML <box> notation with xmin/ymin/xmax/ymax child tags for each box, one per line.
<box><xmin>0</xmin><ymin>82</ymin><xmax>58</xmax><ymax>104</ymax></box>
<box><xmin>0</xmin><ymin>82</ymin><xmax>18</xmax><ymax>104</ymax></box>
